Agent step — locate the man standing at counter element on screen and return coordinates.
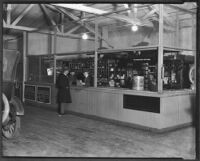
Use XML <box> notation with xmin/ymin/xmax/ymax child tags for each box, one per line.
<box><xmin>56</xmin><ymin>66</ymin><xmax>72</xmax><ymax>116</ymax></box>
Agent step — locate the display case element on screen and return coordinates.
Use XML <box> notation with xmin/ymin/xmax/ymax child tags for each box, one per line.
<box><xmin>163</xmin><ymin>49</ymin><xmax>194</xmax><ymax>90</ymax></box>
<box><xmin>97</xmin><ymin>48</ymin><xmax>158</xmax><ymax>91</ymax></box>
<box><xmin>55</xmin><ymin>52</ymin><xmax>94</xmax><ymax>87</ymax></box>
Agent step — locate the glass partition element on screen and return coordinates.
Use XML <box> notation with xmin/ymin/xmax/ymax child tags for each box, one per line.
<box><xmin>163</xmin><ymin>49</ymin><xmax>195</xmax><ymax>90</ymax></box>
<box><xmin>97</xmin><ymin>49</ymin><xmax>158</xmax><ymax>91</ymax></box>
<box><xmin>56</xmin><ymin>53</ymin><xmax>94</xmax><ymax>87</ymax></box>
<box><xmin>27</xmin><ymin>56</ymin><xmax>40</xmax><ymax>82</ymax></box>
<box><xmin>163</xmin><ymin>3</ymin><xmax>196</xmax><ymax>49</ymax></box>
<box><xmin>162</xmin><ymin>3</ymin><xmax>196</xmax><ymax>91</ymax></box>
<box><xmin>27</xmin><ymin>55</ymin><xmax>54</xmax><ymax>83</ymax></box>
<box><xmin>40</xmin><ymin>55</ymin><xmax>54</xmax><ymax>83</ymax></box>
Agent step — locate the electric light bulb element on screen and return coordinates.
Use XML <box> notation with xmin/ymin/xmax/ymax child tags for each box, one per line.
<box><xmin>124</xmin><ymin>4</ymin><xmax>129</xmax><ymax>8</ymax></box>
<box><xmin>131</xmin><ymin>25</ymin><xmax>138</xmax><ymax>32</ymax></box>
<box><xmin>82</xmin><ymin>33</ymin><xmax>88</xmax><ymax>40</ymax></box>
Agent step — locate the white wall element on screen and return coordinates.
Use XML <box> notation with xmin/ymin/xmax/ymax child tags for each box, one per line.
<box><xmin>27</xmin><ymin>32</ymin><xmax>95</xmax><ymax>55</ymax></box>
<box><xmin>56</xmin><ymin>36</ymin><xmax>94</xmax><ymax>53</ymax></box>
<box><xmin>104</xmin><ymin>26</ymin><xmax>159</xmax><ymax>49</ymax></box>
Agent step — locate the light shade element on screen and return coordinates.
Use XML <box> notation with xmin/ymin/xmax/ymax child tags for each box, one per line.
<box><xmin>131</xmin><ymin>25</ymin><xmax>138</xmax><ymax>32</ymax></box>
<box><xmin>82</xmin><ymin>33</ymin><xmax>88</xmax><ymax>40</ymax></box>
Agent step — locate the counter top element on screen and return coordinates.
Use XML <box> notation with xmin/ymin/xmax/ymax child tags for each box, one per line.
<box><xmin>70</xmin><ymin>86</ymin><xmax>195</xmax><ymax>97</ymax></box>
<box><xmin>25</xmin><ymin>82</ymin><xmax>195</xmax><ymax>97</ymax></box>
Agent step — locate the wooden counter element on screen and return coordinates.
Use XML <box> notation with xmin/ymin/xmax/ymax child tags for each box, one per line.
<box><xmin>24</xmin><ymin>82</ymin><xmax>196</xmax><ymax>132</ymax></box>
<box><xmin>67</xmin><ymin>86</ymin><xmax>195</xmax><ymax>132</ymax></box>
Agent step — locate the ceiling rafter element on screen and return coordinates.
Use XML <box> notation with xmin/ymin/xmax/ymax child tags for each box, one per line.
<box><xmin>167</xmin><ymin>4</ymin><xmax>196</xmax><ymax>15</ymax></box>
<box><xmin>52</xmin><ymin>5</ymin><xmax>116</xmax><ymax>48</ymax></box>
<box><xmin>40</xmin><ymin>4</ymin><xmax>60</xmax><ymax>32</ymax></box>
<box><xmin>12</xmin><ymin>4</ymin><xmax>35</xmax><ymax>26</ymax></box>
<box><xmin>142</xmin><ymin>8</ymin><xmax>157</xmax><ymax>20</ymax></box>
<box><xmin>52</xmin><ymin>4</ymin><xmax>132</xmax><ymax>25</ymax></box>
<box><xmin>7</xmin><ymin>4</ymin><xmax>12</xmax><ymax>24</ymax></box>
<box><xmin>3</xmin><ymin>23</ymin><xmax>94</xmax><ymax>40</ymax></box>
<box><xmin>65</xmin><ymin>26</ymin><xmax>81</xmax><ymax>34</ymax></box>
<box><xmin>4</xmin><ymin>24</ymin><xmax>37</xmax><ymax>31</ymax></box>
<box><xmin>151</xmin><ymin>5</ymin><xmax>175</xmax><ymax>27</ymax></box>
<box><xmin>58</xmin><ymin>7</ymin><xmax>114</xmax><ymax>48</ymax></box>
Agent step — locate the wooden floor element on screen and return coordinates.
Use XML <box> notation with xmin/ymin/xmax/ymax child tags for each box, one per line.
<box><xmin>2</xmin><ymin>105</ymin><xmax>196</xmax><ymax>158</ymax></box>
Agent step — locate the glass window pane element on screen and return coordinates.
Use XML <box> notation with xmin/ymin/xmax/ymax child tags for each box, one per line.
<box><xmin>97</xmin><ymin>50</ymin><xmax>158</xmax><ymax>92</ymax></box>
<box><xmin>56</xmin><ymin>54</ymin><xmax>94</xmax><ymax>87</ymax></box>
<box><xmin>163</xmin><ymin>50</ymin><xmax>195</xmax><ymax>90</ymax></box>
<box><xmin>40</xmin><ymin>56</ymin><xmax>54</xmax><ymax>83</ymax></box>
<box><xmin>27</xmin><ymin>56</ymin><xmax>39</xmax><ymax>82</ymax></box>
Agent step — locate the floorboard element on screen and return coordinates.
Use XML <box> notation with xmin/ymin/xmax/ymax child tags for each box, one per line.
<box><xmin>2</xmin><ymin>105</ymin><xmax>196</xmax><ymax>158</ymax></box>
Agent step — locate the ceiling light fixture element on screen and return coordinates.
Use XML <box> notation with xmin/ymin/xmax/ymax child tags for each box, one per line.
<box><xmin>82</xmin><ymin>33</ymin><xmax>88</xmax><ymax>40</ymax></box>
<box><xmin>124</xmin><ymin>4</ymin><xmax>129</xmax><ymax>9</ymax></box>
<box><xmin>131</xmin><ymin>25</ymin><xmax>138</xmax><ymax>32</ymax></box>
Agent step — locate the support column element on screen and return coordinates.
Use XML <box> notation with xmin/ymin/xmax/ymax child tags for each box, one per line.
<box><xmin>94</xmin><ymin>19</ymin><xmax>99</xmax><ymax>87</ymax></box>
<box><xmin>101</xmin><ymin>26</ymin><xmax>109</xmax><ymax>48</ymax></box>
<box><xmin>22</xmin><ymin>31</ymin><xmax>27</xmax><ymax>102</ymax></box>
<box><xmin>52</xmin><ymin>30</ymin><xmax>57</xmax><ymax>84</ymax></box>
<box><xmin>60</xmin><ymin>13</ymin><xmax>65</xmax><ymax>33</ymax></box>
<box><xmin>158</xmin><ymin>4</ymin><xmax>164</xmax><ymax>93</ymax></box>
<box><xmin>192</xmin><ymin>14</ymin><xmax>196</xmax><ymax>90</ymax></box>
<box><xmin>175</xmin><ymin>12</ymin><xmax>180</xmax><ymax>47</ymax></box>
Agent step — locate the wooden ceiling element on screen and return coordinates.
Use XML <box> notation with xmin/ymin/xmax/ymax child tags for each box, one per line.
<box><xmin>3</xmin><ymin>3</ymin><xmax>197</xmax><ymax>40</ymax></box>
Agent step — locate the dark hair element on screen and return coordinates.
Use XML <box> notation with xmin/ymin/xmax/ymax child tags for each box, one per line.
<box><xmin>62</xmin><ymin>66</ymin><xmax>69</xmax><ymax>73</ymax></box>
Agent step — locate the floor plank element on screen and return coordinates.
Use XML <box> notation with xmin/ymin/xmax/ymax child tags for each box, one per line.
<box><xmin>2</xmin><ymin>105</ymin><xmax>196</xmax><ymax>158</ymax></box>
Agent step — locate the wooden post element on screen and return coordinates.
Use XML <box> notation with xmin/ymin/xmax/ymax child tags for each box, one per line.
<box><xmin>94</xmin><ymin>18</ymin><xmax>98</xmax><ymax>87</ymax></box>
<box><xmin>60</xmin><ymin>13</ymin><xmax>65</xmax><ymax>33</ymax></box>
<box><xmin>175</xmin><ymin>12</ymin><xmax>180</xmax><ymax>47</ymax></box>
<box><xmin>192</xmin><ymin>14</ymin><xmax>196</xmax><ymax>90</ymax></box>
<box><xmin>22</xmin><ymin>31</ymin><xmax>27</xmax><ymax>102</ymax></box>
<box><xmin>52</xmin><ymin>30</ymin><xmax>57</xmax><ymax>84</ymax></box>
<box><xmin>102</xmin><ymin>26</ymin><xmax>109</xmax><ymax>48</ymax></box>
<box><xmin>158</xmin><ymin>4</ymin><xmax>164</xmax><ymax>93</ymax></box>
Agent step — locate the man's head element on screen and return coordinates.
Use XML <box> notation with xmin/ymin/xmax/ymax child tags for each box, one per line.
<box><xmin>63</xmin><ymin>66</ymin><xmax>70</xmax><ymax>75</ymax></box>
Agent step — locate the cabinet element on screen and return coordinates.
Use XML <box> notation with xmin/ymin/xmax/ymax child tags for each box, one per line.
<box><xmin>25</xmin><ymin>84</ymin><xmax>51</xmax><ymax>104</ymax></box>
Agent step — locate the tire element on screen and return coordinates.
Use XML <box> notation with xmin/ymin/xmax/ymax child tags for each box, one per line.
<box><xmin>2</xmin><ymin>104</ymin><xmax>21</xmax><ymax>139</ymax></box>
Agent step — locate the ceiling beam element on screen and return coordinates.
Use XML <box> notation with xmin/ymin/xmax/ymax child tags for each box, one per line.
<box><xmin>166</xmin><ymin>4</ymin><xmax>196</xmax><ymax>15</ymax></box>
<box><xmin>3</xmin><ymin>24</ymin><xmax>94</xmax><ymax>40</ymax></box>
<box><xmin>12</xmin><ymin>4</ymin><xmax>35</xmax><ymax>26</ymax></box>
<box><xmin>142</xmin><ymin>8</ymin><xmax>157</xmax><ymax>20</ymax></box>
<box><xmin>4</xmin><ymin>24</ymin><xmax>37</xmax><ymax>31</ymax></box>
<box><xmin>52</xmin><ymin>4</ymin><xmax>144</xmax><ymax>26</ymax></box>
<box><xmin>65</xmin><ymin>26</ymin><xmax>81</xmax><ymax>34</ymax></box>
<box><xmin>52</xmin><ymin>4</ymin><xmax>107</xmax><ymax>15</ymax></box>
<box><xmin>40</xmin><ymin>4</ymin><xmax>60</xmax><ymax>32</ymax></box>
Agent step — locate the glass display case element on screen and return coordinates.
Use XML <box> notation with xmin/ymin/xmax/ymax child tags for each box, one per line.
<box><xmin>97</xmin><ymin>49</ymin><xmax>158</xmax><ymax>91</ymax></box>
<box><xmin>163</xmin><ymin>49</ymin><xmax>195</xmax><ymax>90</ymax></box>
<box><xmin>56</xmin><ymin>53</ymin><xmax>94</xmax><ymax>87</ymax></box>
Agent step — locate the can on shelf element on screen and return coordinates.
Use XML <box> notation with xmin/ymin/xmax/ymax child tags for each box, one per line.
<box><xmin>132</xmin><ymin>76</ymin><xmax>144</xmax><ymax>90</ymax></box>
